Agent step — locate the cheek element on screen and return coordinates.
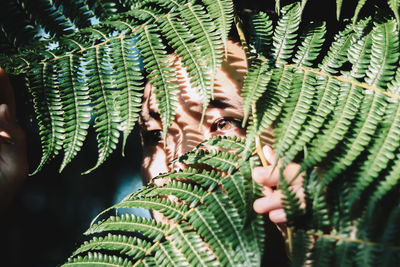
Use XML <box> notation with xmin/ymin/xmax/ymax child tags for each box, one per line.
<box><xmin>141</xmin><ymin>146</ymin><xmax>169</xmax><ymax>184</ymax></box>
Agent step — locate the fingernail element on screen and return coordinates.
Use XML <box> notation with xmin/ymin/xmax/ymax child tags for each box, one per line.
<box><xmin>263</xmin><ymin>145</ymin><xmax>275</xmax><ymax>165</ymax></box>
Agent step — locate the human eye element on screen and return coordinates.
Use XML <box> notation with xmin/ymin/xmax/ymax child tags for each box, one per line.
<box><xmin>210</xmin><ymin>117</ymin><xmax>243</xmax><ymax>133</ymax></box>
<box><xmin>142</xmin><ymin>129</ymin><xmax>163</xmax><ymax>146</ymax></box>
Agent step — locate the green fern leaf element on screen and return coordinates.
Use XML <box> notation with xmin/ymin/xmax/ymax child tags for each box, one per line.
<box><xmin>202</xmin><ymin>0</ymin><xmax>234</xmax><ymax>57</ymax></box>
<box><xmin>319</xmin><ymin>23</ymin><xmax>354</xmax><ymax>75</ymax></box>
<box><xmin>290</xmin><ymin>230</ymin><xmax>312</xmax><ymax>267</ymax></box>
<box><xmin>272</xmin><ymin>2</ymin><xmax>301</xmax><ymax>64</ymax></box>
<box><xmin>170</xmin><ymin>223</ymin><xmax>221</xmax><ymax>266</ymax></box>
<box><xmin>295</xmin><ymin>19</ymin><xmax>371</xmax><ymax>169</ymax></box>
<box><xmin>85</xmin><ymin>214</ymin><xmax>168</xmax><ymax>241</ymax></box>
<box><xmin>180</xmin><ymin>2</ymin><xmax>224</xmax><ymax>111</ymax></box>
<box><xmin>188</xmin><ymin>206</ymin><xmax>236</xmax><ymax>266</ymax></box>
<box><xmin>336</xmin><ymin>0</ymin><xmax>343</xmax><ymax>20</ymax></box>
<box><xmin>176</xmin><ymin>149</ymin><xmax>239</xmax><ymax>173</ymax></box>
<box><xmin>388</xmin><ymin>0</ymin><xmax>400</xmax><ymax>25</ymax></box>
<box><xmin>159</xmin><ymin>13</ymin><xmax>212</xmax><ymax>113</ymax></box>
<box><xmin>58</xmin><ymin>54</ymin><xmax>92</xmax><ymax>172</ymax></box>
<box><xmin>310</xmin><ymin>237</ymin><xmax>336</xmax><ymax>266</ymax></box>
<box><xmin>274</xmin><ymin>71</ymin><xmax>317</xmax><ymax>161</ymax></box>
<box><xmin>54</xmin><ymin>0</ymin><xmax>95</xmax><ymax>29</ymax></box>
<box><xmin>154</xmin><ymin>243</ymin><xmax>191</xmax><ymax>267</ymax></box>
<box><xmin>293</xmin><ymin>21</ymin><xmax>326</xmax><ymax>67</ymax></box>
<box><xmin>114</xmin><ymin>197</ymin><xmax>188</xmax><ymax>222</ymax></box>
<box><xmin>370</xmin><ymin>151</ymin><xmax>400</xmax><ymax>204</ymax></box>
<box><xmin>321</xmin><ymin>18</ymin><xmax>398</xmax><ymax>182</ymax></box>
<box><xmin>155</xmin><ymin>168</ymin><xmax>222</xmax><ymax>190</ymax></box>
<box><xmin>64</xmin><ymin>252</ymin><xmax>132</xmax><ymax>267</ymax></box>
<box><xmin>353</xmin><ymin>99</ymin><xmax>400</xmax><ymax>197</ymax></box>
<box><xmin>280</xmin><ymin>175</ymin><xmax>305</xmax><ymax>226</ymax></box>
<box><xmin>241</xmin><ymin>59</ymin><xmax>273</xmax><ymax>126</ymax></box>
<box><xmin>110</xmin><ymin>36</ymin><xmax>144</xmax><ymax>155</ymax></box>
<box><xmin>353</xmin><ymin>0</ymin><xmax>368</xmax><ymax>25</ymax></box>
<box><xmin>137</xmin><ymin>25</ymin><xmax>179</xmax><ymax>139</ymax></box>
<box><xmin>28</xmin><ymin>62</ymin><xmax>65</xmax><ymax>175</ymax></box>
<box><xmin>244</xmin><ymin>67</ymin><xmax>293</xmax><ymax>152</ymax></box>
<box><xmin>150</xmin><ymin>180</ymin><xmax>207</xmax><ymax>208</ymax></box>
<box><xmin>72</xmin><ymin>233</ymin><xmax>151</xmax><ymax>260</ymax></box>
<box><xmin>83</xmin><ymin>44</ymin><xmax>121</xmax><ymax>174</ymax></box>
<box><xmin>248</xmin><ymin>12</ymin><xmax>274</xmax><ymax>57</ymax></box>
<box><xmin>205</xmin><ymin>191</ymin><xmax>260</xmax><ymax>266</ymax></box>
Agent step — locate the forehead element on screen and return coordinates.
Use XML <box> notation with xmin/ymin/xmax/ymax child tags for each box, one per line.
<box><xmin>140</xmin><ymin>41</ymin><xmax>247</xmax><ymax>123</ymax></box>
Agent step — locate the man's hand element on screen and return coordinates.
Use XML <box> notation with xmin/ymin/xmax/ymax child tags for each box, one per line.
<box><xmin>252</xmin><ymin>145</ymin><xmax>304</xmax><ymax>223</ymax></box>
<box><xmin>0</xmin><ymin>68</ymin><xmax>28</xmax><ymax>211</ymax></box>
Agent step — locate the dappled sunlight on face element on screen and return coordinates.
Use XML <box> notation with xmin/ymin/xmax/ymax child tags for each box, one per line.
<box><xmin>139</xmin><ymin>41</ymin><xmax>247</xmax><ymax>184</ymax></box>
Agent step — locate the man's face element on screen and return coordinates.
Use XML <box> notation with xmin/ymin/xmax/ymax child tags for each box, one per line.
<box><xmin>139</xmin><ymin>41</ymin><xmax>247</xmax><ymax>183</ymax></box>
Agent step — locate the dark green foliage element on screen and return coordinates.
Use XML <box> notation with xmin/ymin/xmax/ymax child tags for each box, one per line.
<box><xmin>63</xmin><ymin>136</ymin><xmax>266</xmax><ymax>266</ymax></box>
<box><xmin>0</xmin><ymin>0</ymin><xmax>233</xmax><ymax>173</ymax></box>
<box><xmin>2</xmin><ymin>0</ymin><xmax>400</xmax><ymax>266</ymax></box>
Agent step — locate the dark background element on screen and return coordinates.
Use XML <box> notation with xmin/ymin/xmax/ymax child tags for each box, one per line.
<box><xmin>0</xmin><ymin>76</ymin><xmax>146</xmax><ymax>266</ymax></box>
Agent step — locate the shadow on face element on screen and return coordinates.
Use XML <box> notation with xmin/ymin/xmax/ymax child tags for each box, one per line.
<box><xmin>139</xmin><ymin>41</ymin><xmax>248</xmax><ymax>184</ymax></box>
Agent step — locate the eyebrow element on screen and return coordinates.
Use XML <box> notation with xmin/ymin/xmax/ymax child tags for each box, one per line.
<box><xmin>208</xmin><ymin>99</ymin><xmax>231</xmax><ymax>109</ymax></box>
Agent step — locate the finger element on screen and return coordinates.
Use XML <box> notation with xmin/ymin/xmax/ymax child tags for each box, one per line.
<box><xmin>261</xmin><ymin>186</ymin><xmax>273</xmax><ymax>196</ymax></box>
<box><xmin>252</xmin><ymin>166</ymin><xmax>280</xmax><ymax>187</ymax></box>
<box><xmin>253</xmin><ymin>190</ymin><xmax>283</xmax><ymax>214</ymax></box>
<box><xmin>282</xmin><ymin>162</ymin><xmax>302</xmax><ymax>184</ymax></box>
<box><xmin>0</xmin><ymin>68</ymin><xmax>16</xmax><ymax>121</ymax></box>
<box><xmin>269</xmin><ymin>209</ymin><xmax>287</xmax><ymax>223</ymax></box>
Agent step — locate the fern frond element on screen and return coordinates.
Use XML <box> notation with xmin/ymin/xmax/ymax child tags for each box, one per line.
<box><xmin>188</xmin><ymin>206</ymin><xmax>236</xmax><ymax>266</ymax></box>
<box><xmin>72</xmin><ymin>233</ymin><xmax>151</xmax><ymax>260</ymax></box>
<box><xmin>248</xmin><ymin>12</ymin><xmax>274</xmax><ymax>57</ymax></box>
<box><xmin>287</xmin><ymin>19</ymin><xmax>369</xmax><ymax>169</ymax></box>
<box><xmin>353</xmin><ymin>0</ymin><xmax>368</xmax><ymax>25</ymax></box>
<box><xmin>204</xmin><ymin>191</ymin><xmax>259</xmax><ymax>266</ymax></box>
<box><xmin>202</xmin><ymin>0</ymin><xmax>234</xmax><ymax>57</ymax></box>
<box><xmin>365</xmin><ymin>18</ymin><xmax>399</xmax><ymax>89</ymax></box>
<box><xmin>58</xmin><ymin>54</ymin><xmax>92</xmax><ymax>172</ymax></box>
<box><xmin>28</xmin><ymin>62</ymin><xmax>65</xmax><ymax>175</ymax></box>
<box><xmin>196</xmin><ymin>135</ymin><xmax>250</xmax><ymax>156</ymax></box>
<box><xmin>114</xmin><ymin>197</ymin><xmax>188</xmax><ymax>222</ymax></box>
<box><xmin>159</xmin><ymin>13</ymin><xmax>212</xmax><ymax>113</ymax></box>
<box><xmin>170</xmin><ymin>223</ymin><xmax>221</xmax><ymax>266</ymax></box>
<box><xmin>245</xmin><ymin>67</ymin><xmax>293</xmax><ymax>152</ymax></box>
<box><xmin>137</xmin><ymin>25</ymin><xmax>179</xmax><ymax>139</ymax></box>
<box><xmin>154</xmin><ymin>243</ymin><xmax>191</xmax><ymax>267</ymax></box>
<box><xmin>83</xmin><ymin>44</ymin><xmax>121</xmax><ymax>174</ymax></box>
<box><xmin>272</xmin><ymin>2</ymin><xmax>301</xmax><ymax>64</ymax></box>
<box><xmin>53</xmin><ymin>0</ymin><xmax>96</xmax><ymax>29</ymax></box>
<box><xmin>388</xmin><ymin>0</ymin><xmax>400</xmax><ymax>25</ymax></box>
<box><xmin>293</xmin><ymin>21</ymin><xmax>326</xmax><ymax>67</ymax></box>
<box><xmin>29</xmin><ymin>0</ymin><xmax>78</xmax><ymax>37</ymax></box>
<box><xmin>155</xmin><ymin>168</ymin><xmax>222</xmax><ymax>190</ymax></box>
<box><xmin>353</xmin><ymin>99</ymin><xmax>400</xmax><ymax>197</ymax></box>
<box><xmin>241</xmin><ymin>58</ymin><xmax>273</xmax><ymax>126</ymax></box>
<box><xmin>274</xmin><ymin>71</ymin><xmax>317</xmax><ymax>161</ymax></box>
<box><xmin>319</xmin><ymin>24</ymin><xmax>354</xmax><ymax>74</ymax></box>
<box><xmin>111</xmin><ymin>36</ymin><xmax>144</xmax><ymax>155</ymax></box>
<box><xmin>64</xmin><ymin>252</ymin><xmax>132</xmax><ymax>267</ymax></box>
<box><xmin>320</xmin><ymin>18</ymin><xmax>398</xmax><ymax>183</ymax></box>
<box><xmin>150</xmin><ymin>180</ymin><xmax>207</xmax><ymax>208</ymax></box>
<box><xmin>85</xmin><ymin>214</ymin><xmax>168</xmax><ymax>241</ymax></box>
<box><xmin>180</xmin><ymin>2</ymin><xmax>224</xmax><ymax>108</ymax></box>
<box><xmin>290</xmin><ymin>230</ymin><xmax>311</xmax><ymax>267</ymax></box>
<box><xmin>176</xmin><ymin>149</ymin><xmax>239</xmax><ymax>173</ymax></box>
